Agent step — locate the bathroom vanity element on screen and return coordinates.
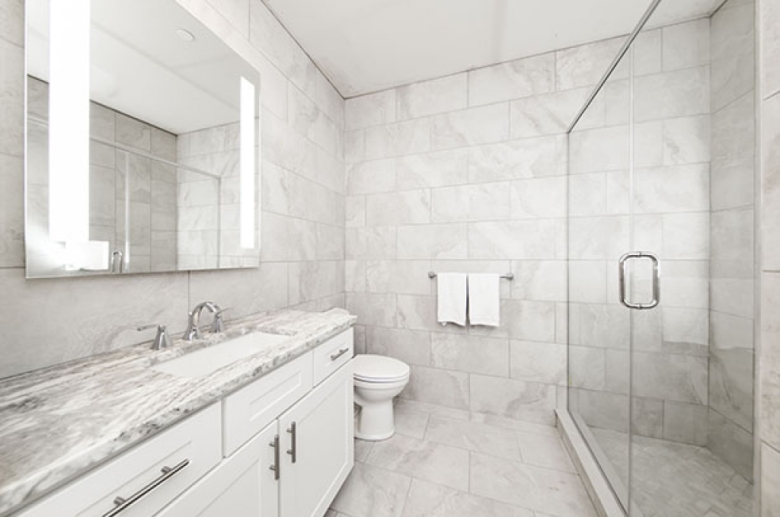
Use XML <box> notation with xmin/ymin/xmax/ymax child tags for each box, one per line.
<box><xmin>0</xmin><ymin>309</ymin><xmax>356</xmax><ymax>517</ymax></box>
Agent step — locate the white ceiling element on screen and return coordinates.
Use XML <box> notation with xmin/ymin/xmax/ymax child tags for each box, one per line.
<box><xmin>263</xmin><ymin>0</ymin><xmax>723</xmax><ymax>98</ymax></box>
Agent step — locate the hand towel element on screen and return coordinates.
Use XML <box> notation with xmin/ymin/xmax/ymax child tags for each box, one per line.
<box><xmin>436</xmin><ymin>273</ymin><xmax>467</xmax><ymax>326</ymax></box>
<box><xmin>468</xmin><ymin>273</ymin><xmax>501</xmax><ymax>326</ymax></box>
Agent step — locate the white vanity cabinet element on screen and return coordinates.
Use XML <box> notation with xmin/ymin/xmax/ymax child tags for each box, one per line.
<box><xmin>278</xmin><ymin>361</ymin><xmax>354</xmax><ymax>517</ymax></box>
<box><xmin>16</xmin><ymin>328</ymin><xmax>355</xmax><ymax>517</ymax></box>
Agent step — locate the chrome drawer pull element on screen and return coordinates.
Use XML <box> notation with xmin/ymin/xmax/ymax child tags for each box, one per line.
<box><xmin>269</xmin><ymin>434</ymin><xmax>280</xmax><ymax>480</ymax></box>
<box><xmin>287</xmin><ymin>422</ymin><xmax>297</xmax><ymax>463</ymax></box>
<box><xmin>330</xmin><ymin>348</ymin><xmax>350</xmax><ymax>361</ymax></box>
<box><xmin>102</xmin><ymin>459</ymin><xmax>190</xmax><ymax>517</ymax></box>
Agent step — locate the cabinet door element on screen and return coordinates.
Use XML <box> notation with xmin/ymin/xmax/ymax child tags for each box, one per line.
<box><xmin>157</xmin><ymin>421</ymin><xmax>280</xmax><ymax>517</ymax></box>
<box><xmin>279</xmin><ymin>361</ymin><xmax>354</xmax><ymax>517</ymax></box>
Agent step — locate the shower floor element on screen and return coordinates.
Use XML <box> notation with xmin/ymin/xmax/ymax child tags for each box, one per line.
<box><xmin>590</xmin><ymin>427</ymin><xmax>753</xmax><ymax>517</ymax></box>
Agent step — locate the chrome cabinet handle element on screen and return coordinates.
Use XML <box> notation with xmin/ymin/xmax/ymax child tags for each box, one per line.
<box><xmin>619</xmin><ymin>252</ymin><xmax>660</xmax><ymax>310</ymax></box>
<box><xmin>102</xmin><ymin>459</ymin><xmax>189</xmax><ymax>517</ymax></box>
<box><xmin>269</xmin><ymin>434</ymin><xmax>280</xmax><ymax>480</ymax></box>
<box><xmin>330</xmin><ymin>348</ymin><xmax>350</xmax><ymax>361</ymax></box>
<box><xmin>287</xmin><ymin>422</ymin><xmax>297</xmax><ymax>463</ymax></box>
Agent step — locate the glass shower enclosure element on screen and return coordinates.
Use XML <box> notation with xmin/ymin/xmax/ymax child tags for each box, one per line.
<box><xmin>566</xmin><ymin>0</ymin><xmax>756</xmax><ymax>515</ymax></box>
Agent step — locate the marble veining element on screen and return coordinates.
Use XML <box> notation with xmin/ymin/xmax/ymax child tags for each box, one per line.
<box><xmin>0</xmin><ymin>308</ymin><xmax>356</xmax><ymax>515</ymax></box>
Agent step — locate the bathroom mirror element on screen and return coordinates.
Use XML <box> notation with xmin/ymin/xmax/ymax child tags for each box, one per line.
<box><xmin>24</xmin><ymin>0</ymin><xmax>262</xmax><ymax>278</ymax></box>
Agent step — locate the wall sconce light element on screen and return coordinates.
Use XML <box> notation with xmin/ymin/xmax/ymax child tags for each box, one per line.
<box><xmin>239</xmin><ymin>77</ymin><xmax>256</xmax><ymax>250</ymax></box>
<box><xmin>48</xmin><ymin>0</ymin><xmax>90</xmax><ymax>243</ymax></box>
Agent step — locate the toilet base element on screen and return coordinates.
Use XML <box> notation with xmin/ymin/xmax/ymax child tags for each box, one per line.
<box><xmin>354</xmin><ymin>398</ymin><xmax>396</xmax><ymax>441</ymax></box>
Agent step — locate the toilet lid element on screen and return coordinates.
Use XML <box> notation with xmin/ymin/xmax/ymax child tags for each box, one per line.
<box><xmin>353</xmin><ymin>354</ymin><xmax>410</xmax><ymax>382</ymax></box>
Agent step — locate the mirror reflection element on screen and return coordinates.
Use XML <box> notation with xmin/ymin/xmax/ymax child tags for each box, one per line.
<box><xmin>25</xmin><ymin>0</ymin><xmax>261</xmax><ymax>278</ymax></box>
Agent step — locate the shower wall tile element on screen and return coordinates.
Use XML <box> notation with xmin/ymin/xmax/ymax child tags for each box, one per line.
<box><xmin>509</xmin><ymin>87</ymin><xmax>590</xmax><ymax>138</ymax></box>
<box><xmin>509</xmin><ymin>340</ymin><xmax>566</xmax><ymax>385</ymax></box>
<box><xmin>662</xmin><ymin>18</ymin><xmax>710</xmax><ymax>72</ymax></box>
<box><xmin>430</xmin><ymin>103</ymin><xmax>510</xmax><ymax>150</ymax></box>
<box><xmin>708</xmin><ymin>408</ymin><xmax>755</xmax><ymax>481</ymax></box>
<box><xmin>663</xmin><ymin>401</ymin><xmax>708</xmax><ymax>446</ymax></box>
<box><xmin>555</xmin><ymin>37</ymin><xmax>626</xmax><ymax>90</ymax></box>
<box><xmin>633</xmin><ymin>66</ymin><xmax>710</xmax><ymax>122</ymax></box>
<box><xmin>397</xmin><ymin>73</ymin><xmax>468</xmax><ymax>120</ymax></box>
<box><xmin>345</xmin><ymin>90</ymin><xmax>396</xmax><ymax>130</ymax></box>
<box><xmin>762</xmin><ymin>444</ymin><xmax>780</xmax><ymax>516</ymax></box>
<box><xmin>632</xmin><ymin>352</ymin><xmax>708</xmax><ymax>405</ymax></box>
<box><xmin>468</xmin><ymin>53</ymin><xmax>555</xmax><ymax>106</ymax></box>
<box><xmin>469</xmin><ymin>375</ymin><xmax>557</xmax><ymax>425</ymax></box>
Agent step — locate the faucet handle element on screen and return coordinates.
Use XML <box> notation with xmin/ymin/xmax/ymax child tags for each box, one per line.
<box><xmin>137</xmin><ymin>324</ymin><xmax>173</xmax><ymax>351</ymax></box>
<box><xmin>212</xmin><ymin>307</ymin><xmax>232</xmax><ymax>333</ymax></box>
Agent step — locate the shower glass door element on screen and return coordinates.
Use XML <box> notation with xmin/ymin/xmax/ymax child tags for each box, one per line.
<box><xmin>566</xmin><ymin>46</ymin><xmax>632</xmax><ymax>510</ymax></box>
<box><xmin>568</xmin><ymin>0</ymin><xmax>756</xmax><ymax>515</ymax></box>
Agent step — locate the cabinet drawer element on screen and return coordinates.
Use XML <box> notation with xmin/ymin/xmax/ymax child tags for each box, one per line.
<box><xmin>312</xmin><ymin>329</ymin><xmax>353</xmax><ymax>386</ymax></box>
<box><xmin>223</xmin><ymin>352</ymin><xmax>312</xmax><ymax>456</ymax></box>
<box><xmin>19</xmin><ymin>403</ymin><xmax>222</xmax><ymax>517</ymax></box>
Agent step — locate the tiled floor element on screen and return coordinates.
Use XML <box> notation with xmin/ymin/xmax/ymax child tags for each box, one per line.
<box><xmin>328</xmin><ymin>400</ymin><xmax>598</xmax><ymax>517</ymax></box>
<box><xmin>591</xmin><ymin>427</ymin><xmax>754</xmax><ymax>517</ymax></box>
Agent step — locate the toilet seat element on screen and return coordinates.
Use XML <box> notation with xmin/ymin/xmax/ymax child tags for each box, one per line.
<box><xmin>353</xmin><ymin>354</ymin><xmax>410</xmax><ymax>383</ymax></box>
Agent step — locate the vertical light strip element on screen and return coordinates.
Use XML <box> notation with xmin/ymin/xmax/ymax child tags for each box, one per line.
<box><xmin>239</xmin><ymin>77</ymin><xmax>256</xmax><ymax>249</ymax></box>
<box><xmin>49</xmin><ymin>0</ymin><xmax>90</xmax><ymax>243</ymax></box>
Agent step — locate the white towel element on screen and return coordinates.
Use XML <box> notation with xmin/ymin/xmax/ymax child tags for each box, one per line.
<box><xmin>468</xmin><ymin>273</ymin><xmax>501</xmax><ymax>327</ymax></box>
<box><xmin>436</xmin><ymin>273</ymin><xmax>467</xmax><ymax>326</ymax></box>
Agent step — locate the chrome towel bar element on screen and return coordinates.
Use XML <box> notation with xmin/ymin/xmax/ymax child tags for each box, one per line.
<box><xmin>428</xmin><ymin>271</ymin><xmax>514</xmax><ymax>281</ymax></box>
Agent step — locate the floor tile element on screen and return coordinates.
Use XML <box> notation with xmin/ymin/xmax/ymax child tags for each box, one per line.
<box><xmin>396</xmin><ymin>398</ymin><xmax>471</xmax><ymax>420</ymax></box>
<box><xmin>425</xmin><ymin>414</ymin><xmax>522</xmax><ymax>460</ymax></box>
<box><xmin>395</xmin><ymin>404</ymin><xmax>430</xmax><ymax>439</ymax></box>
<box><xmin>469</xmin><ymin>452</ymin><xmax>597</xmax><ymax>517</ymax></box>
<box><xmin>366</xmin><ymin>433</ymin><xmax>470</xmax><ymax>490</ymax></box>
<box><xmin>354</xmin><ymin>438</ymin><xmax>374</xmax><ymax>462</ymax></box>
<box><xmin>469</xmin><ymin>411</ymin><xmax>559</xmax><ymax>436</ymax></box>
<box><xmin>516</xmin><ymin>431</ymin><xmax>576</xmax><ymax>473</ymax></box>
<box><xmin>400</xmin><ymin>479</ymin><xmax>534</xmax><ymax>517</ymax></box>
<box><xmin>332</xmin><ymin>462</ymin><xmax>412</xmax><ymax>517</ymax></box>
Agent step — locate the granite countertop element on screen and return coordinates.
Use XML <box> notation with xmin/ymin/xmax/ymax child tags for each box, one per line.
<box><xmin>0</xmin><ymin>308</ymin><xmax>357</xmax><ymax>516</ymax></box>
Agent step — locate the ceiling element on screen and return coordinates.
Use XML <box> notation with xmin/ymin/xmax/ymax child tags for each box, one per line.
<box><xmin>263</xmin><ymin>0</ymin><xmax>723</xmax><ymax>98</ymax></box>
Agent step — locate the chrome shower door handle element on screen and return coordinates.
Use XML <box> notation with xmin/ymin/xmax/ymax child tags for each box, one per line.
<box><xmin>619</xmin><ymin>252</ymin><xmax>660</xmax><ymax>310</ymax></box>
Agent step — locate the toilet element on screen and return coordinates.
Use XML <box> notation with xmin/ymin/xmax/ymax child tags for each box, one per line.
<box><xmin>352</xmin><ymin>354</ymin><xmax>411</xmax><ymax>441</ymax></box>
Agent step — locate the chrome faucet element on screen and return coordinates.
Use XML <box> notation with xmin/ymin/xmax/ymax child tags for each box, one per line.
<box><xmin>183</xmin><ymin>301</ymin><xmax>226</xmax><ymax>341</ymax></box>
<box><xmin>137</xmin><ymin>324</ymin><xmax>172</xmax><ymax>350</ymax></box>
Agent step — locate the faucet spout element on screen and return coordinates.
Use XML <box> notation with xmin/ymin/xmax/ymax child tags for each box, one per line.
<box><xmin>183</xmin><ymin>301</ymin><xmax>222</xmax><ymax>341</ymax></box>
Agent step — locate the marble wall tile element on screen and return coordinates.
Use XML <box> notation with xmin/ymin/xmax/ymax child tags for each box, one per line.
<box><xmin>556</xmin><ymin>37</ymin><xmax>626</xmax><ymax>90</ymax></box>
<box><xmin>365</xmin><ymin>326</ymin><xmax>431</xmax><ymax>366</ymax></box>
<box><xmin>633</xmin><ymin>164</ymin><xmax>710</xmax><ymax>214</ymax></box>
<box><xmin>761</xmin><ymin>444</ymin><xmax>780</xmax><ymax>517</ymax></box>
<box><xmin>430</xmin><ymin>333</ymin><xmax>509</xmax><ymax>376</ymax></box>
<box><xmin>662</xmin><ymin>115</ymin><xmax>710</xmax><ymax>165</ymax></box>
<box><xmin>663</xmin><ymin>401</ymin><xmax>708</xmax><ymax>445</ymax></box>
<box><xmin>397</xmin><ymin>74</ymin><xmax>467</xmax><ymax>120</ymax></box>
<box><xmin>709</xmin><ymin>347</ymin><xmax>754</xmax><ymax>431</ymax></box>
<box><xmin>396</xmin><ymin>224</ymin><xmax>468</xmax><ymax>259</ymax></box>
<box><xmin>468</xmin><ymin>53</ymin><xmax>555</xmax><ymax>106</ymax></box>
<box><xmin>346</xmin><ymin>292</ymin><xmax>398</xmax><ymax>328</ymax></box>
<box><xmin>0</xmin><ymin>0</ymin><xmax>23</xmax><ymax>46</ymax></box>
<box><xmin>761</xmin><ymin>0</ymin><xmax>780</xmax><ymax>98</ymax></box>
<box><xmin>509</xmin><ymin>88</ymin><xmax>590</xmax><ymax>138</ymax></box>
<box><xmin>662</xmin><ymin>19</ymin><xmax>710</xmax><ymax>72</ymax></box>
<box><xmin>430</xmin><ymin>104</ymin><xmax>509</xmax><ymax>150</ymax></box>
<box><xmin>345</xmin><ymin>90</ymin><xmax>397</xmax><ymax>131</ymax></box>
<box><xmin>568</xmin><ymin>346</ymin><xmax>606</xmax><ymax>391</ymax></box>
<box><xmin>366</xmin><ymin>260</ymin><xmax>430</xmax><ymax>295</ymax></box>
<box><xmin>510</xmin><ymin>261</ymin><xmax>566</xmax><ymax>302</ymax></box>
<box><xmin>395</xmin><ymin>149</ymin><xmax>469</xmax><ymax>189</ymax></box>
<box><xmin>712</xmin><ymin>92</ymin><xmax>756</xmax><ymax>162</ymax></box>
<box><xmin>708</xmin><ymin>409</ymin><xmax>755</xmax><ymax>481</ymax></box>
<box><xmin>288</xmin><ymin>84</ymin><xmax>339</xmax><ymax>155</ymax></box>
<box><xmin>761</xmin><ymin>272</ymin><xmax>780</xmax><ymax>450</ymax></box>
<box><xmin>347</xmin><ymin>158</ymin><xmax>396</xmax><ymax>194</ymax></box>
<box><xmin>365</xmin><ymin>190</ymin><xmax>431</xmax><ymax>226</ymax></box>
<box><xmin>402</xmin><ymin>365</ymin><xmax>470</xmax><ymax>410</ymax></box>
<box><xmin>0</xmin><ymin>39</ymin><xmax>23</xmax><ymax>157</ymax></box>
<box><xmin>632</xmin><ymin>397</ymin><xmax>664</xmax><ymax>439</ymax></box>
<box><xmin>568</xmin><ymin>126</ymin><xmax>630</xmax><ymax>174</ymax></box>
<box><xmin>432</xmin><ymin>183</ymin><xmax>511</xmax><ymax>222</ymax></box>
<box><xmin>570</xmin><ymin>388</ymin><xmax>629</xmax><ymax>432</ymax></box>
<box><xmin>469</xmin><ymin>374</ymin><xmax>557</xmax><ymax>425</ymax></box>
<box><xmin>468</xmin><ymin>220</ymin><xmax>557</xmax><ymax>259</ymax></box>
<box><xmin>396</xmin><ymin>295</ymin><xmax>466</xmax><ymax>334</ymax></box>
<box><xmin>365</xmin><ymin>118</ymin><xmax>431</xmax><ymax>159</ymax></box>
<box><xmin>568</xmin><ymin>216</ymin><xmax>629</xmax><ymax>260</ymax></box>
<box><xmin>509</xmin><ymin>340</ymin><xmax>566</xmax><ymax>385</ymax></box>
<box><xmin>509</xmin><ymin>176</ymin><xmax>566</xmax><ymax>220</ymax></box>
<box><xmin>0</xmin><ymin>153</ymin><xmax>24</xmax><ymax>267</ymax></box>
<box><xmin>711</xmin><ymin>154</ymin><xmax>755</xmax><ymax>211</ymax></box>
<box><xmin>632</xmin><ymin>351</ymin><xmax>708</xmax><ymax>404</ymax></box>
<box><xmin>633</xmin><ymin>67</ymin><xmax>710</xmax><ymax>122</ymax></box>
<box><xmin>762</xmin><ymin>93</ymin><xmax>780</xmax><ymax>270</ymax></box>
<box><xmin>633</xmin><ymin>29</ymin><xmax>662</xmax><ymax>77</ymax></box>
<box><xmin>469</xmin><ymin>135</ymin><xmax>567</xmax><ymax>183</ymax></box>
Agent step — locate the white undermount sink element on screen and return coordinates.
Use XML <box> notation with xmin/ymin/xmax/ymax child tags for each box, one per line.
<box><xmin>151</xmin><ymin>332</ymin><xmax>292</xmax><ymax>378</ymax></box>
